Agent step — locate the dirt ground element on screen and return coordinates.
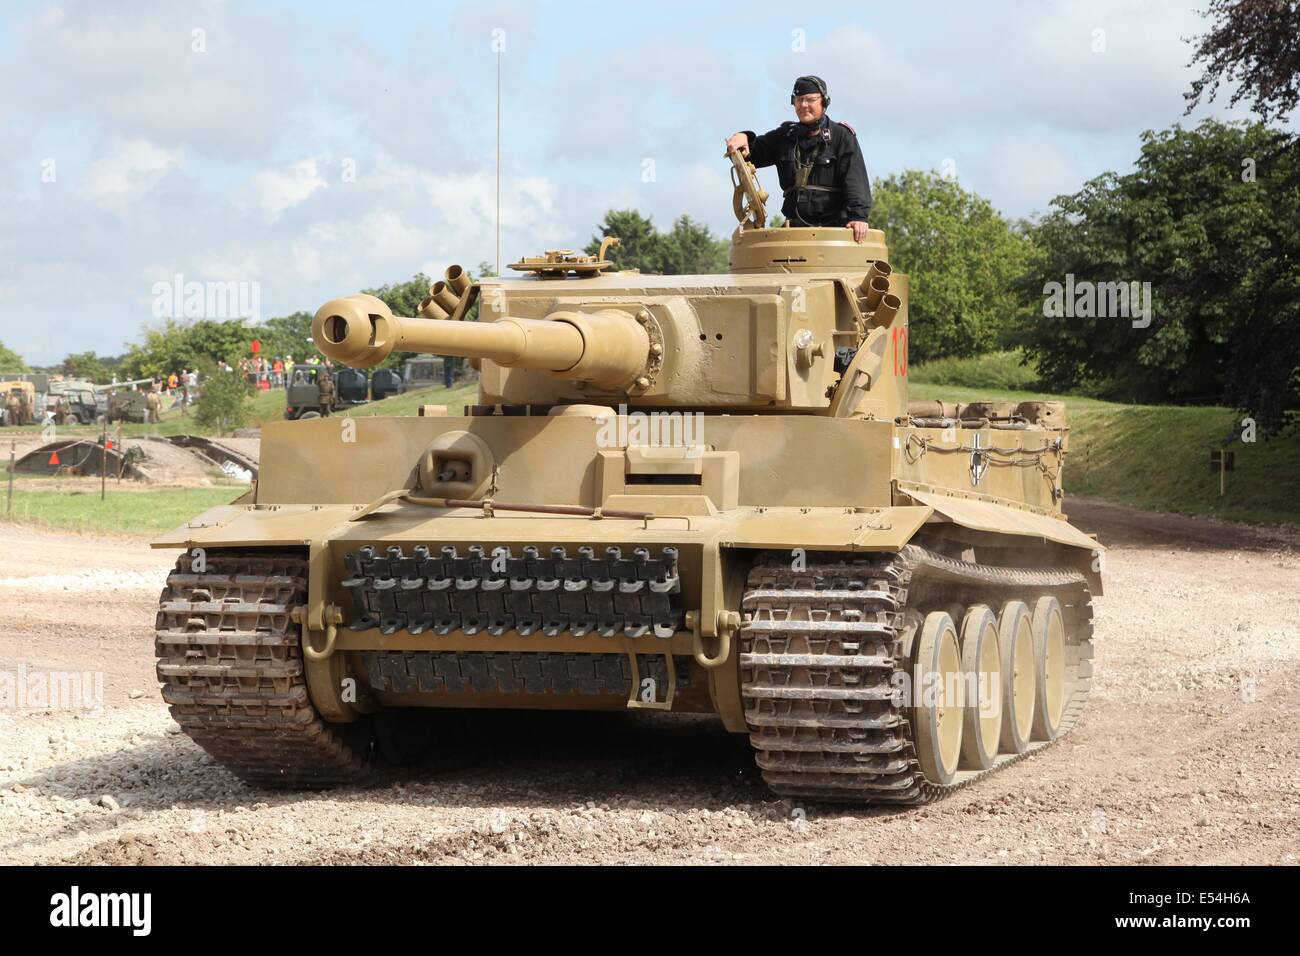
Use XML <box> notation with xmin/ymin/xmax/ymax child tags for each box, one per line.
<box><xmin>0</xmin><ymin>501</ymin><xmax>1296</xmax><ymax>866</ymax></box>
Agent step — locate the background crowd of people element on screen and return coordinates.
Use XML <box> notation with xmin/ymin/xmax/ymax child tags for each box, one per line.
<box><xmin>236</xmin><ymin>355</ymin><xmax>296</xmax><ymax>388</ymax></box>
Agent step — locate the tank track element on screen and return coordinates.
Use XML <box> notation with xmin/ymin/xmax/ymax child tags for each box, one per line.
<box><xmin>740</xmin><ymin>544</ymin><xmax>1094</xmax><ymax>804</ymax></box>
<box><xmin>155</xmin><ymin>551</ymin><xmax>372</xmax><ymax>788</ymax></box>
<box><xmin>341</xmin><ymin>544</ymin><xmax>683</xmax><ymax>639</ymax></box>
<box><xmin>363</xmin><ymin>651</ymin><xmax>691</xmax><ymax>697</ymax></box>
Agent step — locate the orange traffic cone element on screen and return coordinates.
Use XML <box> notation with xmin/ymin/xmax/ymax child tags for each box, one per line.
<box><xmin>48</xmin><ymin>450</ymin><xmax>60</xmax><ymax>466</ymax></box>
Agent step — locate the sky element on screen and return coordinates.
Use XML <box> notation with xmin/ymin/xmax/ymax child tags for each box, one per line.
<box><xmin>0</xmin><ymin>0</ymin><xmax>1283</xmax><ymax>366</ymax></box>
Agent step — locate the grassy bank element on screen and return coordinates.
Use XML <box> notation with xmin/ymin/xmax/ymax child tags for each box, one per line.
<box><xmin>1</xmin><ymin>485</ymin><xmax>248</xmax><ymax>535</ymax></box>
<box><xmin>343</xmin><ymin>382</ymin><xmax>480</xmax><ymax>419</ymax></box>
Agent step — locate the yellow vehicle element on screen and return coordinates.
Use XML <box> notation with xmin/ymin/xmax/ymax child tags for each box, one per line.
<box><xmin>0</xmin><ymin>381</ymin><xmax>37</xmax><ymax>426</ymax></box>
<box><xmin>153</xmin><ymin>152</ymin><xmax>1100</xmax><ymax>803</ymax></box>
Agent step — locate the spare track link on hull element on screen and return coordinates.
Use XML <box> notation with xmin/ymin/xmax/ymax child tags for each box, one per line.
<box><xmin>739</xmin><ymin>544</ymin><xmax>1094</xmax><ymax>805</ymax></box>
<box><xmin>155</xmin><ymin>551</ymin><xmax>371</xmax><ymax>788</ymax></box>
<box><xmin>341</xmin><ymin>543</ymin><xmax>683</xmax><ymax>639</ymax></box>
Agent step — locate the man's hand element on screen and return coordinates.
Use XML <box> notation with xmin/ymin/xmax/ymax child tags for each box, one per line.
<box><xmin>848</xmin><ymin>220</ymin><xmax>868</xmax><ymax>243</ymax></box>
<box><xmin>726</xmin><ymin>132</ymin><xmax>750</xmax><ymax>156</ymax></box>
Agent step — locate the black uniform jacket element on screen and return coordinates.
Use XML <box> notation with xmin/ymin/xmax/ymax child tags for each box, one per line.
<box><xmin>742</xmin><ymin>118</ymin><xmax>872</xmax><ymax>226</ymax></box>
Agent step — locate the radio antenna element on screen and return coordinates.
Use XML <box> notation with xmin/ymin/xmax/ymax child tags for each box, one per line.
<box><xmin>495</xmin><ymin>46</ymin><xmax>501</xmax><ymax>275</ymax></box>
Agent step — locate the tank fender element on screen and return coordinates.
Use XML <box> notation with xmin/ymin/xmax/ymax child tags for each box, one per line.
<box><xmin>712</xmin><ymin>505</ymin><xmax>932</xmax><ymax>553</ymax></box>
<box><xmin>899</xmin><ymin>484</ymin><xmax>1104</xmax><ymax>594</ymax></box>
<box><xmin>899</xmin><ymin>485</ymin><xmax>1099</xmax><ymax>550</ymax></box>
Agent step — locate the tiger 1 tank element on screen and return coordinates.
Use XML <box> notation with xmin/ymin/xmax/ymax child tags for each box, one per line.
<box><xmin>151</xmin><ymin>151</ymin><xmax>1101</xmax><ymax>803</ymax></box>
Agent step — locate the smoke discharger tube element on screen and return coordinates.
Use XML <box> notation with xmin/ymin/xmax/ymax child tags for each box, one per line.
<box><xmin>861</xmin><ymin>275</ymin><xmax>890</xmax><ymax>310</ymax></box>
<box><xmin>430</xmin><ymin>281</ymin><xmax>459</xmax><ymax>314</ymax></box>
<box><xmin>418</xmin><ymin>296</ymin><xmax>450</xmax><ymax>321</ymax></box>
<box><xmin>873</xmin><ymin>293</ymin><xmax>901</xmax><ymax>325</ymax></box>
<box><xmin>445</xmin><ymin>264</ymin><xmax>471</xmax><ymax>297</ymax></box>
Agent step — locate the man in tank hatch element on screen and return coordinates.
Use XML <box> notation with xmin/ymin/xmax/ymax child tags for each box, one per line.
<box><xmin>726</xmin><ymin>75</ymin><xmax>872</xmax><ymax>242</ymax></box>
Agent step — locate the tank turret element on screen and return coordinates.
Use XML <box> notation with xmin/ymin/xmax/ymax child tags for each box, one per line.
<box><xmin>313</xmin><ymin>185</ymin><xmax>911</xmax><ymax>415</ymax></box>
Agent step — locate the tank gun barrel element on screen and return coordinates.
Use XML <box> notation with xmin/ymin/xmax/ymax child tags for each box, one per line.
<box><xmin>94</xmin><ymin>378</ymin><xmax>155</xmax><ymax>391</ymax></box>
<box><xmin>312</xmin><ymin>294</ymin><xmax>651</xmax><ymax>390</ymax></box>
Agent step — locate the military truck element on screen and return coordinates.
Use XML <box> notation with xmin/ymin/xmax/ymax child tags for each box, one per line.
<box><xmin>285</xmin><ymin>366</ymin><xmax>356</xmax><ymax>419</ymax></box>
<box><xmin>0</xmin><ymin>381</ymin><xmax>37</xmax><ymax>426</ymax></box>
<box><xmin>46</xmin><ymin>380</ymin><xmax>103</xmax><ymax>425</ymax></box>
<box><xmin>285</xmin><ymin>366</ymin><xmax>395</xmax><ymax>419</ymax></box>
<box><xmin>44</xmin><ymin>378</ymin><xmax>150</xmax><ymax>425</ymax></box>
<box><xmin>154</xmin><ymin>151</ymin><xmax>1100</xmax><ymax>804</ymax></box>
<box><xmin>107</xmin><ymin>389</ymin><xmax>149</xmax><ymax>424</ymax></box>
<box><xmin>86</xmin><ymin>379</ymin><xmax>157</xmax><ymax>425</ymax></box>
<box><xmin>399</xmin><ymin>356</ymin><xmax>447</xmax><ymax>393</ymax></box>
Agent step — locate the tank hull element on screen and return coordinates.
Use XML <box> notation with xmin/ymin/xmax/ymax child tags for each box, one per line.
<box><xmin>154</xmin><ymin>413</ymin><xmax>1100</xmax><ymax>801</ymax></box>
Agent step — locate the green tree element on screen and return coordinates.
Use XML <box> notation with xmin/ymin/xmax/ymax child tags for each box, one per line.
<box><xmin>871</xmin><ymin>171</ymin><xmax>1035</xmax><ymax>362</ymax></box>
<box><xmin>1016</xmin><ymin>120</ymin><xmax>1299</xmax><ymax>435</ymax></box>
<box><xmin>122</xmin><ymin>318</ymin><xmax>254</xmax><ymax>379</ymax></box>
<box><xmin>586</xmin><ymin>210</ymin><xmax>660</xmax><ymax>272</ymax></box>
<box><xmin>660</xmin><ymin>216</ymin><xmax>731</xmax><ymax>274</ymax></box>
<box><xmin>61</xmin><ymin>351</ymin><xmax>109</xmax><ymax>382</ymax></box>
<box><xmin>194</xmin><ymin>364</ymin><xmax>251</xmax><ymax>435</ymax></box>
<box><xmin>584</xmin><ymin>210</ymin><xmax>730</xmax><ymax>275</ymax></box>
<box><xmin>187</xmin><ymin>319</ymin><xmax>258</xmax><ymax>369</ymax></box>
<box><xmin>256</xmin><ymin>312</ymin><xmax>314</xmax><ymax>363</ymax></box>
<box><xmin>365</xmin><ymin>274</ymin><xmax>433</xmax><ymax>319</ymax></box>
<box><xmin>0</xmin><ymin>341</ymin><xmax>26</xmax><ymax>373</ymax></box>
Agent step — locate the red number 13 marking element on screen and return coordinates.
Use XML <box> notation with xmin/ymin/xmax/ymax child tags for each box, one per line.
<box><xmin>892</xmin><ymin>327</ymin><xmax>908</xmax><ymax>376</ymax></box>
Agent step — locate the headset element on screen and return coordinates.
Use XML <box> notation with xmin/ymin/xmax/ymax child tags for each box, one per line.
<box><xmin>790</xmin><ymin>75</ymin><xmax>830</xmax><ymax>108</ymax></box>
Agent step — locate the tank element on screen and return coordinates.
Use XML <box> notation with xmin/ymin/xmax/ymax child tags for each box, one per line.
<box><xmin>153</xmin><ymin>152</ymin><xmax>1101</xmax><ymax>803</ymax></box>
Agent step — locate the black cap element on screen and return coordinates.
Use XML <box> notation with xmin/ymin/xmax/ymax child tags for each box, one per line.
<box><xmin>792</xmin><ymin>76</ymin><xmax>826</xmax><ymax>97</ymax></box>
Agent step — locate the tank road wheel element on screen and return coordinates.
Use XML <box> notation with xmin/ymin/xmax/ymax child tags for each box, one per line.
<box><xmin>913</xmin><ymin>611</ymin><xmax>963</xmax><ymax>786</ymax></box>
<box><xmin>958</xmin><ymin>606</ymin><xmax>1002</xmax><ymax>771</ymax></box>
<box><xmin>156</xmin><ymin>551</ymin><xmax>373</xmax><ymax>788</ymax></box>
<box><xmin>996</xmin><ymin>601</ymin><xmax>1036</xmax><ymax>755</ymax></box>
<box><xmin>1030</xmin><ymin>596</ymin><xmax>1067</xmax><ymax>741</ymax></box>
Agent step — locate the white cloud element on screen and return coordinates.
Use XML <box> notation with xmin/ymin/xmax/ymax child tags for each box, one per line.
<box><xmin>0</xmin><ymin>1</ymin><xmax>309</xmax><ymax>161</ymax></box>
<box><xmin>250</xmin><ymin>158</ymin><xmax>329</xmax><ymax>222</ymax></box>
<box><xmin>0</xmin><ymin>0</ymin><xmax>1288</xmax><ymax>367</ymax></box>
<box><xmin>80</xmin><ymin>138</ymin><xmax>182</xmax><ymax>208</ymax></box>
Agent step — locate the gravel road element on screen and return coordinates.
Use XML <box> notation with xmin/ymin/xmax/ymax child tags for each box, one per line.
<box><xmin>1</xmin><ymin>503</ymin><xmax>1296</xmax><ymax>866</ymax></box>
